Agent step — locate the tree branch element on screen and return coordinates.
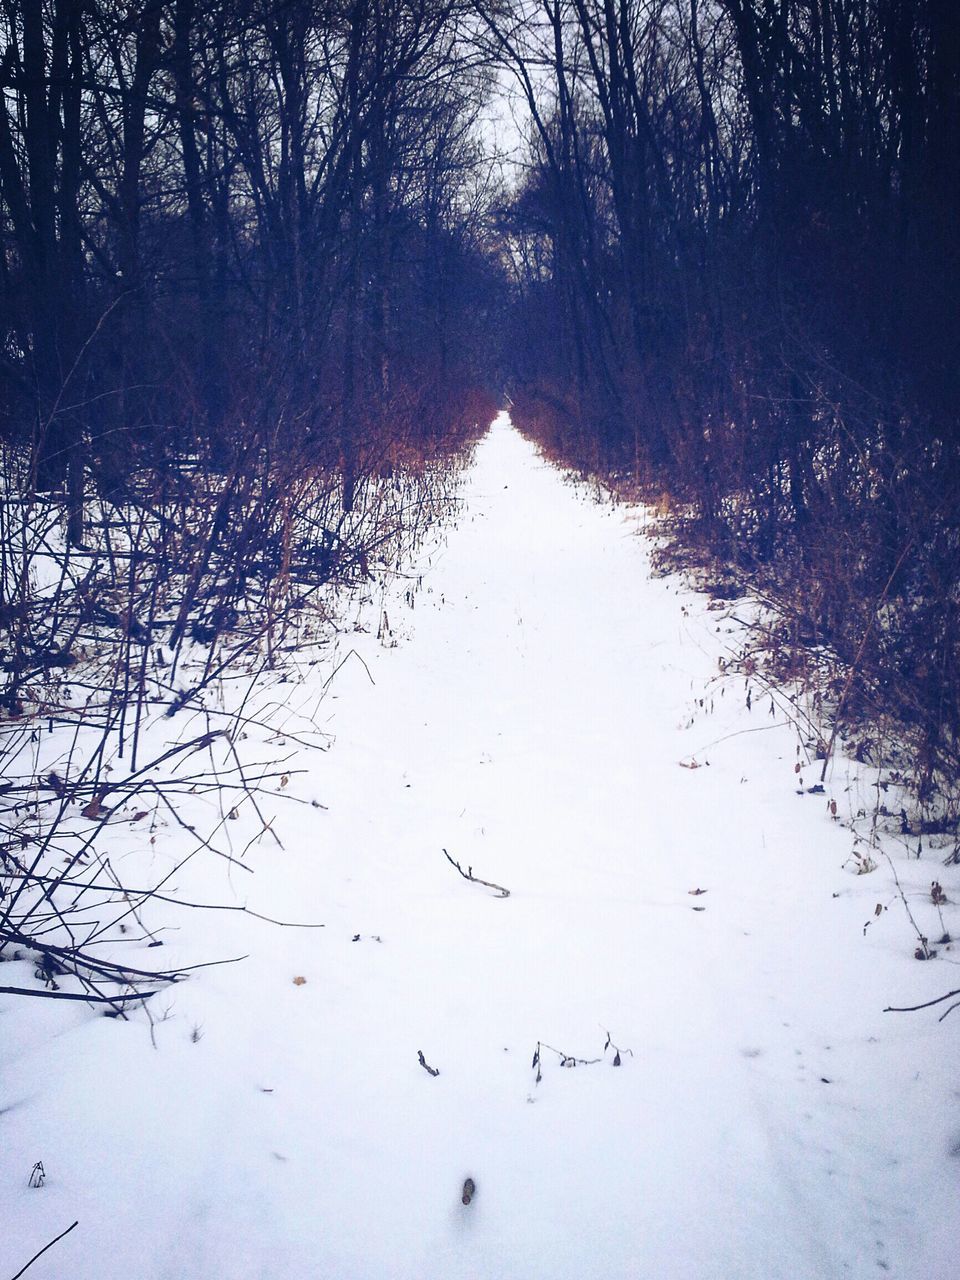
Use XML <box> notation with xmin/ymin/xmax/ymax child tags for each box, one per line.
<box><xmin>442</xmin><ymin>848</ymin><xmax>510</xmax><ymax>898</ymax></box>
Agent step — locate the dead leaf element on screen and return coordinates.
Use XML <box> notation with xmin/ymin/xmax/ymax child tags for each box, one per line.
<box><xmin>129</xmin><ymin>810</ymin><xmax>149</xmax><ymax>823</ymax></box>
<box><xmin>292</xmin><ymin>975</ymin><xmax>307</xmax><ymax>986</ymax></box>
<box><xmin>688</xmin><ymin>888</ymin><xmax>708</xmax><ymax>895</ymax></box>
<box><xmin>81</xmin><ymin>798</ymin><xmax>104</xmax><ymax>819</ymax></box>
<box><xmin>679</xmin><ymin>759</ymin><xmax>701</xmax><ymax>770</ymax></box>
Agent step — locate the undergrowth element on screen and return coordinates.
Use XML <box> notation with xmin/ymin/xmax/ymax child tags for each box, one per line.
<box><xmin>513</xmin><ymin>402</ymin><xmax>960</xmax><ymax>1009</ymax></box>
<box><xmin>0</xmin><ymin>423</ymin><xmax>481</xmax><ymax>1012</ymax></box>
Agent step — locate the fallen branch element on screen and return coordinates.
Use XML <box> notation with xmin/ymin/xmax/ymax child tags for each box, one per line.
<box><xmin>885</xmin><ymin>988</ymin><xmax>960</xmax><ymax>1021</ymax></box>
<box><xmin>442</xmin><ymin>848</ymin><xmax>510</xmax><ymax>898</ymax></box>
<box><xmin>417</xmin><ymin>1050</ymin><xmax>440</xmax><ymax>1077</ymax></box>
<box><xmin>9</xmin><ymin>1219</ymin><xmax>79</xmax><ymax>1280</ymax></box>
<box><xmin>0</xmin><ymin>927</ymin><xmax>245</xmax><ymax>984</ymax></box>
<box><xmin>0</xmin><ymin>986</ymin><xmax>157</xmax><ymax>1004</ymax></box>
<box><xmin>0</xmin><ymin>929</ymin><xmax>248</xmax><ymax>1011</ymax></box>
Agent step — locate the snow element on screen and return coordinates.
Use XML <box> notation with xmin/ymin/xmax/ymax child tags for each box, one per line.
<box><xmin>2</xmin><ymin>414</ymin><xmax>958</xmax><ymax>1279</ymax></box>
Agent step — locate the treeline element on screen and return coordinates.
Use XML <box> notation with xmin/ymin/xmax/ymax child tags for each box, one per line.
<box><xmin>4</xmin><ymin>0</ymin><xmax>960</xmax><ymax>801</ymax></box>
<box><xmin>495</xmin><ymin>0</ymin><xmax>960</xmax><ymax>801</ymax></box>
<box><xmin>0</xmin><ymin>0</ymin><xmax>504</xmax><ymax>534</ymax></box>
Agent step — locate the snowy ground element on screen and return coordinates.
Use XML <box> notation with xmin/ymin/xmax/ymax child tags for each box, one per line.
<box><xmin>2</xmin><ymin>415</ymin><xmax>958</xmax><ymax>1279</ymax></box>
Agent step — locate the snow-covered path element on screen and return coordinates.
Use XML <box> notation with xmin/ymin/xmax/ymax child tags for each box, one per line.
<box><xmin>3</xmin><ymin>417</ymin><xmax>957</xmax><ymax>1279</ymax></box>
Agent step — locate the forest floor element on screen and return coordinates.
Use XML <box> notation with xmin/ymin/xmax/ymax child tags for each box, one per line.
<box><xmin>2</xmin><ymin>415</ymin><xmax>958</xmax><ymax>1279</ymax></box>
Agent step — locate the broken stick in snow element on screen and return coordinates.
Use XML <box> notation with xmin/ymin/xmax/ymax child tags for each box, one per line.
<box><xmin>885</xmin><ymin>987</ymin><xmax>960</xmax><ymax>1021</ymax></box>
<box><xmin>9</xmin><ymin>1220</ymin><xmax>78</xmax><ymax>1280</ymax></box>
<box><xmin>442</xmin><ymin>849</ymin><xmax>510</xmax><ymax>898</ymax></box>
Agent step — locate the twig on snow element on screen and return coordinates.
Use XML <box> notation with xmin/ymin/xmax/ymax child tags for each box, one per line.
<box><xmin>442</xmin><ymin>848</ymin><xmax>510</xmax><ymax>898</ymax></box>
<box><xmin>417</xmin><ymin>1050</ymin><xmax>440</xmax><ymax>1077</ymax></box>
<box><xmin>0</xmin><ymin>986</ymin><xmax>157</xmax><ymax>1005</ymax></box>
<box><xmin>322</xmin><ymin>648</ymin><xmax>375</xmax><ymax>691</ymax></box>
<box><xmin>885</xmin><ymin>988</ymin><xmax>960</xmax><ymax>1021</ymax></box>
<box><xmin>9</xmin><ymin>1219</ymin><xmax>79</xmax><ymax>1280</ymax></box>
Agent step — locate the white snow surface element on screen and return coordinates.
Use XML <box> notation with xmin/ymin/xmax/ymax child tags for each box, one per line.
<box><xmin>2</xmin><ymin>415</ymin><xmax>958</xmax><ymax>1279</ymax></box>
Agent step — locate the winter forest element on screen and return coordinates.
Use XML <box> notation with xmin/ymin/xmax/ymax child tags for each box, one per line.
<box><xmin>1</xmin><ymin>2</ymin><xmax>959</xmax><ymax>1277</ymax></box>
